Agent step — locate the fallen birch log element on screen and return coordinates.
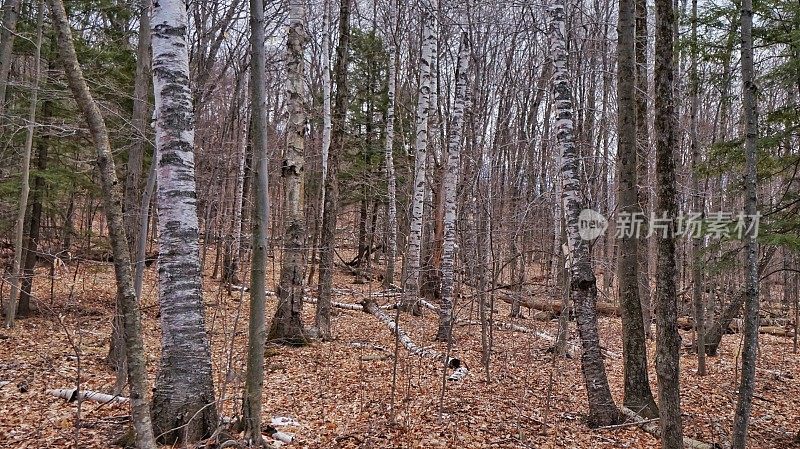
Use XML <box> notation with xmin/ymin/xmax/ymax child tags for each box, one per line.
<box><xmin>48</xmin><ymin>388</ymin><xmax>128</xmax><ymax>404</ymax></box>
<box><xmin>0</xmin><ymin>381</ymin><xmax>10</xmax><ymax>388</ymax></box>
<box><xmin>303</xmin><ymin>296</ymin><xmax>364</xmax><ymax>311</ymax></box>
<box><xmin>457</xmin><ymin>320</ymin><xmax>578</xmax><ymax>358</ymax></box>
<box><xmin>497</xmin><ymin>290</ymin><xmax>619</xmax><ymax>317</ymax></box>
<box><xmin>619</xmin><ymin>406</ymin><xmax>716</xmax><ymax>449</ymax></box>
<box><xmin>362</xmin><ymin>300</ymin><xmax>467</xmax><ymax>381</ymax></box>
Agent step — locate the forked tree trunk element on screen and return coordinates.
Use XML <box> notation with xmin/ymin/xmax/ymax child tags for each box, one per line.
<box><xmin>270</xmin><ymin>0</ymin><xmax>308</xmax><ymax>345</ymax></box>
<box><xmin>383</xmin><ymin>0</ymin><xmax>398</xmax><ymax>288</ymax></box>
<box><xmin>4</xmin><ymin>1</ymin><xmax>42</xmax><ymax>328</ymax></box>
<box><xmin>731</xmin><ymin>0</ymin><xmax>760</xmax><ymax>444</ymax></box>
<box><xmin>617</xmin><ymin>0</ymin><xmax>659</xmax><ymax>418</ymax></box>
<box><xmin>150</xmin><ymin>1</ymin><xmax>218</xmax><ymax>443</ymax></box>
<box><xmin>47</xmin><ymin>1</ymin><xmax>157</xmax><ymax>447</ymax></box>
<box><xmin>241</xmin><ymin>0</ymin><xmax>271</xmax><ymax>442</ymax></box>
<box><xmin>316</xmin><ymin>0</ymin><xmax>351</xmax><ymax>339</ymax></box>
<box><xmin>435</xmin><ymin>32</ymin><xmax>469</xmax><ymax>342</ymax></box>
<box><xmin>401</xmin><ymin>8</ymin><xmax>436</xmax><ymax>314</ymax></box>
<box><xmin>548</xmin><ymin>1</ymin><xmax>619</xmax><ymax>427</ymax></box>
<box><xmin>654</xmin><ymin>0</ymin><xmax>684</xmax><ymax>443</ymax></box>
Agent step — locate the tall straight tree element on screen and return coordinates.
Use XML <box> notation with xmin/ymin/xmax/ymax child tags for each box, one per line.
<box><xmin>654</xmin><ymin>0</ymin><xmax>684</xmax><ymax>443</ymax></box>
<box><xmin>436</xmin><ymin>31</ymin><xmax>469</xmax><ymax>342</ymax></box>
<box><xmin>383</xmin><ymin>0</ymin><xmax>398</xmax><ymax>288</ymax></box>
<box><xmin>47</xmin><ymin>0</ymin><xmax>157</xmax><ymax>446</ymax></box>
<box><xmin>242</xmin><ymin>0</ymin><xmax>271</xmax><ymax>441</ymax></box>
<box><xmin>270</xmin><ymin>0</ymin><xmax>308</xmax><ymax>344</ymax></box>
<box><xmin>731</xmin><ymin>0</ymin><xmax>760</xmax><ymax>443</ymax></box>
<box><xmin>0</xmin><ymin>0</ymin><xmax>19</xmax><ymax>115</ymax></box>
<box><xmin>401</xmin><ymin>7</ymin><xmax>436</xmax><ymax>313</ymax></box>
<box><xmin>149</xmin><ymin>0</ymin><xmax>218</xmax><ymax>443</ymax></box>
<box><xmin>549</xmin><ymin>1</ymin><xmax>619</xmax><ymax>427</ymax></box>
<box><xmin>617</xmin><ymin>0</ymin><xmax>659</xmax><ymax>418</ymax></box>
<box><xmin>316</xmin><ymin>0</ymin><xmax>352</xmax><ymax>339</ymax></box>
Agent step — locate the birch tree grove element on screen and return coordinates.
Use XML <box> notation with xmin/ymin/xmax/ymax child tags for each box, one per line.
<box><xmin>549</xmin><ymin>1</ymin><xmax>619</xmax><ymax>427</ymax></box>
<box><xmin>150</xmin><ymin>0</ymin><xmax>218</xmax><ymax>442</ymax></box>
<box><xmin>3</xmin><ymin>0</ymin><xmax>798</xmax><ymax>446</ymax></box>
<box><xmin>435</xmin><ymin>31</ymin><xmax>469</xmax><ymax>342</ymax></box>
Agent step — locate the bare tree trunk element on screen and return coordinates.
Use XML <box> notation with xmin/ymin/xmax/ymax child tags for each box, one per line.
<box><xmin>617</xmin><ymin>0</ymin><xmax>659</xmax><ymax>418</ymax></box>
<box><xmin>150</xmin><ymin>1</ymin><xmax>218</xmax><ymax>443</ymax></box>
<box><xmin>5</xmin><ymin>1</ymin><xmax>42</xmax><ymax>328</ymax></box>
<box><xmin>316</xmin><ymin>0</ymin><xmax>351</xmax><ymax>339</ymax></box>
<box><xmin>731</xmin><ymin>0</ymin><xmax>760</xmax><ymax>443</ymax></box>
<box><xmin>401</xmin><ymin>8</ymin><xmax>435</xmax><ymax>314</ymax></box>
<box><xmin>435</xmin><ymin>32</ymin><xmax>469</xmax><ymax>342</ymax></box>
<box><xmin>110</xmin><ymin>0</ymin><xmax>151</xmax><ymax>391</ymax></box>
<box><xmin>47</xmin><ymin>1</ymin><xmax>157</xmax><ymax>446</ymax></box>
<box><xmin>689</xmin><ymin>0</ymin><xmax>706</xmax><ymax>376</ymax></box>
<box><xmin>270</xmin><ymin>0</ymin><xmax>308</xmax><ymax>345</ymax></box>
<box><xmin>654</xmin><ymin>0</ymin><xmax>684</xmax><ymax>443</ymax></box>
<box><xmin>0</xmin><ymin>0</ymin><xmax>19</xmax><ymax>115</ymax></box>
<box><xmin>383</xmin><ymin>0</ymin><xmax>398</xmax><ymax>288</ymax></box>
<box><xmin>241</xmin><ymin>0</ymin><xmax>271</xmax><ymax>442</ymax></box>
<box><xmin>549</xmin><ymin>1</ymin><xmax>619</xmax><ymax>428</ymax></box>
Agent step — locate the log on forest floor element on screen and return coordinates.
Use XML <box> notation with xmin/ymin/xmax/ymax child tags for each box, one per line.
<box><xmin>362</xmin><ymin>300</ymin><xmax>467</xmax><ymax>381</ymax></box>
<box><xmin>48</xmin><ymin>388</ymin><xmax>128</xmax><ymax>404</ymax></box>
<box><xmin>678</xmin><ymin>316</ymin><xmax>794</xmax><ymax>337</ymax></box>
<box><xmin>619</xmin><ymin>406</ymin><xmax>718</xmax><ymax>449</ymax></box>
<box><xmin>497</xmin><ymin>290</ymin><xmax>619</xmax><ymax>317</ymax></box>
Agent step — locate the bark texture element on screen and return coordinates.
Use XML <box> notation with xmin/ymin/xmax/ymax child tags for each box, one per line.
<box><xmin>436</xmin><ymin>32</ymin><xmax>470</xmax><ymax>341</ymax></box>
<box><xmin>383</xmin><ymin>2</ymin><xmax>398</xmax><ymax>287</ymax></box>
<box><xmin>48</xmin><ymin>0</ymin><xmax>157</xmax><ymax>446</ymax></box>
<box><xmin>401</xmin><ymin>8</ymin><xmax>436</xmax><ymax>313</ymax></box>
<box><xmin>617</xmin><ymin>0</ymin><xmax>659</xmax><ymax>418</ymax></box>
<box><xmin>549</xmin><ymin>2</ymin><xmax>619</xmax><ymax>427</ymax></box>
<box><xmin>654</xmin><ymin>0</ymin><xmax>684</xmax><ymax>443</ymax></box>
<box><xmin>270</xmin><ymin>0</ymin><xmax>308</xmax><ymax>345</ymax></box>
<box><xmin>150</xmin><ymin>1</ymin><xmax>218</xmax><ymax>443</ymax></box>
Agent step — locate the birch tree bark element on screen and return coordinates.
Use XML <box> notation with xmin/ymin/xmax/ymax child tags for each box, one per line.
<box><xmin>47</xmin><ymin>0</ymin><xmax>157</xmax><ymax>446</ymax></box>
<box><xmin>383</xmin><ymin>0</ymin><xmax>398</xmax><ymax>288</ymax></box>
<box><xmin>150</xmin><ymin>0</ymin><xmax>218</xmax><ymax>443</ymax></box>
<box><xmin>0</xmin><ymin>0</ymin><xmax>19</xmax><ymax>116</ymax></box>
<box><xmin>4</xmin><ymin>0</ymin><xmax>43</xmax><ymax>328</ymax></box>
<box><xmin>731</xmin><ymin>0</ymin><xmax>760</xmax><ymax>443</ymax></box>
<box><xmin>270</xmin><ymin>0</ymin><xmax>308</xmax><ymax>345</ymax></box>
<box><xmin>654</xmin><ymin>0</ymin><xmax>684</xmax><ymax>442</ymax></box>
<box><xmin>401</xmin><ymin>8</ymin><xmax>435</xmax><ymax>314</ymax></box>
<box><xmin>316</xmin><ymin>0</ymin><xmax>351</xmax><ymax>339</ymax></box>
<box><xmin>242</xmin><ymin>0</ymin><xmax>271</xmax><ymax>441</ymax></box>
<box><xmin>549</xmin><ymin>1</ymin><xmax>619</xmax><ymax>427</ymax></box>
<box><xmin>435</xmin><ymin>32</ymin><xmax>469</xmax><ymax>342</ymax></box>
<box><xmin>617</xmin><ymin>0</ymin><xmax>659</xmax><ymax>418</ymax></box>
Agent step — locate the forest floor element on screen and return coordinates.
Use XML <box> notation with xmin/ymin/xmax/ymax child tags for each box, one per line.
<box><xmin>1</xmin><ymin>256</ymin><xmax>799</xmax><ymax>448</ymax></box>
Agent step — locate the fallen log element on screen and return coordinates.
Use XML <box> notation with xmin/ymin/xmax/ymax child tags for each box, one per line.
<box><xmin>619</xmin><ymin>406</ymin><xmax>717</xmax><ymax>449</ymax></box>
<box><xmin>362</xmin><ymin>300</ymin><xmax>467</xmax><ymax>381</ymax></box>
<box><xmin>48</xmin><ymin>388</ymin><xmax>128</xmax><ymax>404</ymax></box>
<box><xmin>680</xmin><ymin>317</ymin><xmax>794</xmax><ymax>337</ymax></box>
<box><xmin>497</xmin><ymin>290</ymin><xmax>619</xmax><ymax>317</ymax></box>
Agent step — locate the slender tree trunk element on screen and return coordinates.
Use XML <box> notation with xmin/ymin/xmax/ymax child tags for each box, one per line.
<box><xmin>731</xmin><ymin>0</ymin><xmax>759</xmax><ymax>443</ymax></box>
<box><xmin>383</xmin><ymin>0</ymin><xmax>398</xmax><ymax>287</ymax></box>
<box><xmin>654</xmin><ymin>0</ymin><xmax>684</xmax><ymax>443</ymax></box>
<box><xmin>110</xmin><ymin>0</ymin><xmax>151</xmax><ymax>390</ymax></box>
<box><xmin>150</xmin><ymin>1</ymin><xmax>218</xmax><ymax>443</ymax></box>
<box><xmin>270</xmin><ymin>0</ymin><xmax>308</xmax><ymax>345</ymax></box>
<box><xmin>241</xmin><ymin>0</ymin><xmax>271</xmax><ymax>441</ymax></box>
<box><xmin>689</xmin><ymin>0</ymin><xmax>706</xmax><ymax>376</ymax></box>
<box><xmin>549</xmin><ymin>1</ymin><xmax>619</xmax><ymax>427</ymax></box>
<box><xmin>47</xmin><ymin>1</ymin><xmax>157</xmax><ymax>446</ymax></box>
<box><xmin>617</xmin><ymin>0</ymin><xmax>659</xmax><ymax>418</ymax></box>
<box><xmin>435</xmin><ymin>32</ymin><xmax>469</xmax><ymax>342</ymax></box>
<box><xmin>0</xmin><ymin>0</ymin><xmax>19</xmax><ymax>116</ymax></box>
<box><xmin>5</xmin><ymin>1</ymin><xmax>43</xmax><ymax>328</ymax></box>
<box><xmin>316</xmin><ymin>0</ymin><xmax>351</xmax><ymax>339</ymax></box>
<box><xmin>401</xmin><ymin>8</ymin><xmax>435</xmax><ymax>314</ymax></box>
